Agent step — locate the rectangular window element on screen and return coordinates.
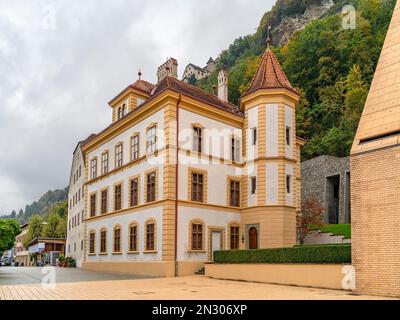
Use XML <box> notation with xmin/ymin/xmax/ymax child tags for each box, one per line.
<box><xmin>114</xmin><ymin>228</ymin><xmax>121</xmax><ymax>252</ymax></box>
<box><xmin>231</xmin><ymin>138</ymin><xmax>240</xmax><ymax>162</ymax></box>
<box><xmin>230</xmin><ymin>226</ymin><xmax>239</xmax><ymax>250</ymax></box>
<box><xmin>100</xmin><ymin>230</ymin><xmax>107</xmax><ymax>253</ymax></box>
<box><xmin>192</xmin><ymin>223</ymin><xmax>203</xmax><ymax>250</ymax></box>
<box><xmin>131</xmin><ymin>135</ymin><xmax>139</xmax><ymax>161</ymax></box>
<box><xmin>251</xmin><ymin>177</ymin><xmax>257</xmax><ymax>195</ymax></box>
<box><xmin>129</xmin><ymin>225</ymin><xmax>137</xmax><ymax>252</ymax></box>
<box><xmin>252</xmin><ymin>128</ymin><xmax>257</xmax><ymax>146</ymax></box>
<box><xmin>90</xmin><ymin>194</ymin><xmax>96</xmax><ymax>217</ymax></box>
<box><xmin>193</xmin><ymin>127</ymin><xmax>202</xmax><ymax>153</ymax></box>
<box><xmin>130</xmin><ymin>178</ymin><xmax>139</xmax><ymax>207</ymax></box>
<box><xmin>146</xmin><ymin>172</ymin><xmax>156</xmax><ymax>203</ymax></box>
<box><xmin>146</xmin><ymin>223</ymin><xmax>155</xmax><ymax>251</ymax></box>
<box><xmin>114</xmin><ymin>184</ymin><xmax>122</xmax><ymax>211</ymax></box>
<box><xmin>146</xmin><ymin>126</ymin><xmax>157</xmax><ymax>153</ymax></box>
<box><xmin>230</xmin><ymin>180</ymin><xmax>240</xmax><ymax>207</ymax></box>
<box><xmin>286</xmin><ymin>175</ymin><xmax>292</xmax><ymax>194</ymax></box>
<box><xmin>115</xmin><ymin>144</ymin><xmax>123</xmax><ymax>168</ymax></box>
<box><xmin>231</xmin><ymin>137</ymin><xmax>240</xmax><ymax>162</ymax></box>
<box><xmin>191</xmin><ymin>173</ymin><xmax>204</xmax><ymax>202</ymax></box>
<box><xmin>102</xmin><ymin>152</ymin><xmax>109</xmax><ymax>175</ymax></box>
<box><xmin>101</xmin><ymin>190</ymin><xmax>108</xmax><ymax>214</ymax></box>
<box><xmin>90</xmin><ymin>158</ymin><xmax>97</xmax><ymax>179</ymax></box>
<box><xmin>286</xmin><ymin>126</ymin><xmax>291</xmax><ymax>146</ymax></box>
<box><xmin>79</xmin><ymin>165</ymin><xmax>81</xmax><ymax>177</ymax></box>
<box><xmin>89</xmin><ymin>232</ymin><xmax>95</xmax><ymax>254</ymax></box>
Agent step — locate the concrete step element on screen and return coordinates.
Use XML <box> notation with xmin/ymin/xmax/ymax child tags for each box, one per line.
<box><xmin>303</xmin><ymin>230</ymin><xmax>351</xmax><ymax>245</ymax></box>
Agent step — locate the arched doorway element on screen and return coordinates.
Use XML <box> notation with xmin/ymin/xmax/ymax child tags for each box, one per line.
<box><xmin>249</xmin><ymin>227</ymin><xmax>258</xmax><ymax>249</ymax></box>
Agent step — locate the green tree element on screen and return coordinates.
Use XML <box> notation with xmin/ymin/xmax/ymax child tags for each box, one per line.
<box><xmin>23</xmin><ymin>215</ymin><xmax>44</xmax><ymax>247</ymax></box>
<box><xmin>0</xmin><ymin>219</ymin><xmax>21</xmax><ymax>255</ymax></box>
<box><xmin>43</xmin><ymin>212</ymin><xmax>61</xmax><ymax>238</ymax></box>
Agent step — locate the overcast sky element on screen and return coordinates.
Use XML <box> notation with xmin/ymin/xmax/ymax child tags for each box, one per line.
<box><xmin>0</xmin><ymin>0</ymin><xmax>274</xmax><ymax>214</ymax></box>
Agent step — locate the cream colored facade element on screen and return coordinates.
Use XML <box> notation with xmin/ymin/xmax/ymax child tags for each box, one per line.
<box><xmin>351</xmin><ymin>0</ymin><xmax>400</xmax><ymax>298</ymax></box>
<box><xmin>66</xmin><ymin>142</ymin><xmax>85</xmax><ymax>267</ymax></box>
<box><xmin>79</xmin><ymin>47</ymin><xmax>302</xmax><ymax>277</ymax></box>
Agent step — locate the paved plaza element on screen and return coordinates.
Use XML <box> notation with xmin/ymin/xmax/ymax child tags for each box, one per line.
<box><xmin>0</xmin><ymin>267</ymin><xmax>393</xmax><ymax>300</ymax></box>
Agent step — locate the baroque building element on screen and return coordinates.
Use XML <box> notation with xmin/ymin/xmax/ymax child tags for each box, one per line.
<box><xmin>351</xmin><ymin>0</ymin><xmax>400</xmax><ymax>298</ymax></box>
<box><xmin>75</xmin><ymin>37</ymin><xmax>303</xmax><ymax>277</ymax></box>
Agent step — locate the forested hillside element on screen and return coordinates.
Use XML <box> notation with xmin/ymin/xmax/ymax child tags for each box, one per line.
<box><xmin>1</xmin><ymin>187</ymin><xmax>68</xmax><ymax>224</ymax></box>
<box><xmin>197</xmin><ymin>0</ymin><xmax>396</xmax><ymax>159</ymax></box>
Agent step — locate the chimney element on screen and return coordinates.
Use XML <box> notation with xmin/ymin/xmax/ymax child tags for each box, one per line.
<box><xmin>218</xmin><ymin>69</ymin><xmax>228</xmax><ymax>102</ymax></box>
<box><xmin>157</xmin><ymin>57</ymin><xmax>178</xmax><ymax>82</ymax></box>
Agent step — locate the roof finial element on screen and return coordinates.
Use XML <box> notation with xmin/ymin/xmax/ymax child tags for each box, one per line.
<box><xmin>138</xmin><ymin>69</ymin><xmax>142</xmax><ymax>80</ymax></box>
<box><xmin>267</xmin><ymin>25</ymin><xmax>272</xmax><ymax>49</ymax></box>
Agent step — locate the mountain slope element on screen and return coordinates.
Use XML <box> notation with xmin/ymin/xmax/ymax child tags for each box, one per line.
<box><xmin>197</xmin><ymin>0</ymin><xmax>396</xmax><ymax>159</ymax></box>
<box><xmin>1</xmin><ymin>187</ymin><xmax>68</xmax><ymax>224</ymax></box>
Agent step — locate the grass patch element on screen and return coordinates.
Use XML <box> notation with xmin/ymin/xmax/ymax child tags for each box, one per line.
<box><xmin>310</xmin><ymin>224</ymin><xmax>351</xmax><ymax>239</ymax></box>
<box><xmin>214</xmin><ymin>244</ymin><xmax>351</xmax><ymax>264</ymax></box>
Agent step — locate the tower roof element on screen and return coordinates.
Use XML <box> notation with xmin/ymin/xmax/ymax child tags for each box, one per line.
<box><xmin>241</xmin><ymin>46</ymin><xmax>298</xmax><ymax>98</ymax></box>
<box><xmin>352</xmin><ymin>1</ymin><xmax>400</xmax><ymax>153</ymax></box>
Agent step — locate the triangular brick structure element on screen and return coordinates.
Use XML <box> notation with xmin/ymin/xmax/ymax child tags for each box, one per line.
<box><xmin>351</xmin><ymin>0</ymin><xmax>400</xmax><ymax>298</ymax></box>
<box><xmin>352</xmin><ymin>1</ymin><xmax>400</xmax><ymax>152</ymax></box>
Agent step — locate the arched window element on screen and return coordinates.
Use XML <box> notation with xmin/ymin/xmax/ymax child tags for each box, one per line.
<box><xmin>100</xmin><ymin>228</ymin><xmax>107</xmax><ymax>253</ymax></box>
<box><xmin>113</xmin><ymin>225</ymin><xmax>121</xmax><ymax>253</ymax></box>
<box><xmin>129</xmin><ymin>222</ymin><xmax>138</xmax><ymax>252</ymax></box>
<box><xmin>122</xmin><ymin>104</ymin><xmax>127</xmax><ymax>117</ymax></box>
<box><xmin>145</xmin><ymin>219</ymin><xmax>156</xmax><ymax>251</ymax></box>
<box><xmin>117</xmin><ymin>107</ymin><xmax>122</xmax><ymax>120</ymax></box>
<box><xmin>190</xmin><ymin>220</ymin><xmax>204</xmax><ymax>251</ymax></box>
<box><xmin>89</xmin><ymin>230</ymin><xmax>96</xmax><ymax>254</ymax></box>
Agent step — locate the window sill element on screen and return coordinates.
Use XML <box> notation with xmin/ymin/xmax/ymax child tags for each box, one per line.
<box><xmin>112</xmin><ymin>252</ymin><xmax>123</xmax><ymax>255</ymax></box>
<box><xmin>127</xmin><ymin>251</ymin><xmax>140</xmax><ymax>255</ymax></box>
<box><xmin>99</xmin><ymin>252</ymin><xmax>108</xmax><ymax>256</ymax></box>
<box><xmin>187</xmin><ymin>250</ymin><xmax>206</xmax><ymax>253</ymax></box>
<box><xmin>88</xmin><ymin>253</ymin><xmax>96</xmax><ymax>256</ymax></box>
<box><xmin>143</xmin><ymin>250</ymin><xmax>157</xmax><ymax>254</ymax></box>
<box><xmin>190</xmin><ymin>199</ymin><xmax>205</xmax><ymax>204</ymax></box>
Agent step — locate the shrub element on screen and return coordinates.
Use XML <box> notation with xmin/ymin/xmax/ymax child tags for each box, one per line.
<box><xmin>213</xmin><ymin>244</ymin><xmax>351</xmax><ymax>264</ymax></box>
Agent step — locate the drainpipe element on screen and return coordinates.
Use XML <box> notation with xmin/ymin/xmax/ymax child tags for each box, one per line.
<box><xmin>175</xmin><ymin>94</ymin><xmax>182</xmax><ymax>277</ymax></box>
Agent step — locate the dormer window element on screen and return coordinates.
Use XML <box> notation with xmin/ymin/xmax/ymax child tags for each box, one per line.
<box><xmin>117</xmin><ymin>104</ymin><xmax>127</xmax><ymax>120</ymax></box>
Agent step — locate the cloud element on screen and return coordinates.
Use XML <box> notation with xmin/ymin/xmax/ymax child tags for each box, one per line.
<box><xmin>0</xmin><ymin>0</ymin><xmax>274</xmax><ymax>214</ymax></box>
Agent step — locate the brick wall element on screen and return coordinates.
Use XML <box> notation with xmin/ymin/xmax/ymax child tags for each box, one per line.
<box><xmin>351</xmin><ymin>146</ymin><xmax>400</xmax><ymax>297</ymax></box>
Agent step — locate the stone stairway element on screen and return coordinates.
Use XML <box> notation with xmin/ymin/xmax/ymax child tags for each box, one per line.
<box><xmin>303</xmin><ymin>230</ymin><xmax>351</xmax><ymax>245</ymax></box>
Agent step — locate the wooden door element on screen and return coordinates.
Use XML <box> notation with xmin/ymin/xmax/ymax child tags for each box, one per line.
<box><xmin>249</xmin><ymin>227</ymin><xmax>258</xmax><ymax>249</ymax></box>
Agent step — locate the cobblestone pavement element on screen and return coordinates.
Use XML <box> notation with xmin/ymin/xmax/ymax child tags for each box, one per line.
<box><xmin>0</xmin><ymin>267</ymin><xmax>393</xmax><ymax>300</ymax></box>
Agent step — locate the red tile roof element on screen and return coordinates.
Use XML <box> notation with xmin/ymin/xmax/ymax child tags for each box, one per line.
<box><xmin>108</xmin><ymin>79</ymin><xmax>155</xmax><ymax>105</ymax></box>
<box><xmin>131</xmin><ymin>79</ymin><xmax>155</xmax><ymax>94</ymax></box>
<box><xmin>242</xmin><ymin>48</ymin><xmax>299</xmax><ymax>97</ymax></box>
<box><xmin>84</xmin><ymin>77</ymin><xmax>243</xmax><ymax>148</ymax></box>
<box><xmin>152</xmin><ymin>76</ymin><xmax>242</xmax><ymax>116</ymax></box>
